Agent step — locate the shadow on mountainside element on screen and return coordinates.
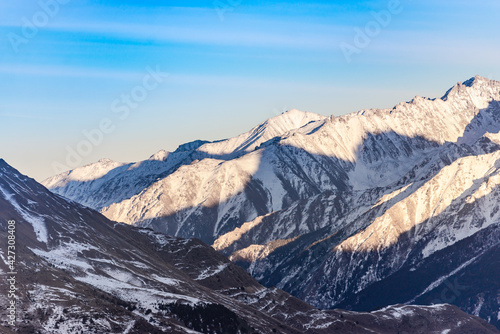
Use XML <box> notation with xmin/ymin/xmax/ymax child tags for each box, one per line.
<box><xmin>45</xmin><ymin>99</ymin><xmax>500</xmax><ymax>249</ymax></box>
<box><xmin>248</xmin><ymin>164</ymin><xmax>500</xmax><ymax>329</ymax></box>
<box><xmin>124</xmin><ymin>99</ymin><xmax>500</xmax><ymax>247</ymax></box>
<box><xmin>38</xmin><ymin>96</ymin><xmax>500</xmax><ymax>329</ymax></box>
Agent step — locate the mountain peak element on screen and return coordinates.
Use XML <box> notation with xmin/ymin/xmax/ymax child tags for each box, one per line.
<box><xmin>149</xmin><ymin>149</ymin><xmax>169</xmax><ymax>161</ymax></box>
<box><xmin>173</xmin><ymin>139</ymin><xmax>212</xmax><ymax>154</ymax></box>
<box><xmin>42</xmin><ymin>158</ymin><xmax>126</xmax><ymax>187</ymax></box>
<box><xmin>281</xmin><ymin>108</ymin><xmax>306</xmax><ymax>116</ymax></box>
<box><xmin>271</xmin><ymin>108</ymin><xmax>323</xmax><ymax>121</ymax></box>
<box><xmin>441</xmin><ymin>75</ymin><xmax>499</xmax><ymax>101</ymax></box>
<box><xmin>191</xmin><ymin>109</ymin><xmax>326</xmax><ymax>157</ymax></box>
<box><xmin>463</xmin><ymin>74</ymin><xmax>489</xmax><ymax>87</ymax></box>
<box><xmin>0</xmin><ymin>158</ymin><xmax>23</xmax><ymax>176</ymax></box>
<box><xmin>264</xmin><ymin>108</ymin><xmax>326</xmax><ymax>134</ymax></box>
<box><xmin>96</xmin><ymin>158</ymin><xmax>115</xmax><ymax>164</ymax></box>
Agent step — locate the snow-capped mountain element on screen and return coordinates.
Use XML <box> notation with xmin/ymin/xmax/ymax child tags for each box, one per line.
<box><xmin>42</xmin><ymin>75</ymin><xmax>500</xmax><ymax>329</ymax></box>
<box><xmin>4</xmin><ymin>159</ymin><xmax>495</xmax><ymax>333</ymax></box>
<box><xmin>42</xmin><ymin>108</ymin><xmax>324</xmax><ymax>212</ymax></box>
<box><xmin>229</xmin><ymin>144</ymin><xmax>500</xmax><ymax>319</ymax></box>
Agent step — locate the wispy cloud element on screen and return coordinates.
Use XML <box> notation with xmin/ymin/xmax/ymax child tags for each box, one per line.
<box><xmin>0</xmin><ymin>7</ymin><xmax>346</xmax><ymax>51</ymax></box>
<box><xmin>0</xmin><ymin>64</ymin><xmax>142</xmax><ymax>79</ymax></box>
<box><xmin>40</xmin><ymin>21</ymin><xmax>342</xmax><ymax>49</ymax></box>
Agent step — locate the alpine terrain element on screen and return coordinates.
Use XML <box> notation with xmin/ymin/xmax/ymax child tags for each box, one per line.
<box><xmin>3</xmin><ymin>160</ymin><xmax>496</xmax><ymax>333</ymax></box>
<box><xmin>43</xmin><ymin>75</ymin><xmax>500</xmax><ymax>330</ymax></box>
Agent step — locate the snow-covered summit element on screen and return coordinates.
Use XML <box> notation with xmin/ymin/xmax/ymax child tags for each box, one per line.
<box><xmin>196</xmin><ymin>109</ymin><xmax>326</xmax><ymax>156</ymax></box>
<box><xmin>149</xmin><ymin>149</ymin><xmax>169</xmax><ymax>161</ymax></box>
<box><xmin>43</xmin><ymin>158</ymin><xmax>126</xmax><ymax>189</ymax></box>
<box><xmin>40</xmin><ymin>108</ymin><xmax>326</xmax><ymax>214</ymax></box>
<box><xmin>173</xmin><ymin>139</ymin><xmax>211</xmax><ymax>153</ymax></box>
<box><xmin>265</xmin><ymin>108</ymin><xmax>325</xmax><ymax>135</ymax></box>
<box><xmin>441</xmin><ymin>75</ymin><xmax>500</xmax><ymax>102</ymax></box>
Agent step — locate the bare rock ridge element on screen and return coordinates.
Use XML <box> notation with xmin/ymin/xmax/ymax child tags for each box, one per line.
<box><xmin>42</xmin><ymin>75</ymin><xmax>500</xmax><ymax>329</ymax></box>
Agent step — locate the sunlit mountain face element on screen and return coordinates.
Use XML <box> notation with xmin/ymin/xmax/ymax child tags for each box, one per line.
<box><xmin>42</xmin><ymin>76</ymin><xmax>500</xmax><ymax>330</ymax></box>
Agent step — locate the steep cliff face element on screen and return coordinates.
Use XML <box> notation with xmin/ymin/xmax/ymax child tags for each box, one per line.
<box><xmin>42</xmin><ymin>76</ymin><xmax>500</xmax><ymax>329</ymax></box>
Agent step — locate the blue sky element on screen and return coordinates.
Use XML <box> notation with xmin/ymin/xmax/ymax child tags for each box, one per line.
<box><xmin>1</xmin><ymin>0</ymin><xmax>499</xmax><ymax>181</ymax></box>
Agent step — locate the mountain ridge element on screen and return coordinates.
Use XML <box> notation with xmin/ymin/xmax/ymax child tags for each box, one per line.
<box><xmin>40</xmin><ymin>75</ymin><xmax>500</xmax><ymax>329</ymax></box>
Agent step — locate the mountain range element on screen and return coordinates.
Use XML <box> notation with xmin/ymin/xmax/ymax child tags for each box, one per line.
<box><xmin>41</xmin><ymin>75</ymin><xmax>500</xmax><ymax>330</ymax></box>
<box><xmin>3</xmin><ymin>160</ymin><xmax>498</xmax><ymax>332</ymax></box>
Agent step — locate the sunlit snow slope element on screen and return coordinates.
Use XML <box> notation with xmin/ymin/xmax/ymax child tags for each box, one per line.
<box><xmin>43</xmin><ymin>76</ymin><xmax>500</xmax><ymax>329</ymax></box>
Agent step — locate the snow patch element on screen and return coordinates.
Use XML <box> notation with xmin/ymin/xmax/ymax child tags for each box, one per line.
<box><xmin>0</xmin><ymin>185</ymin><xmax>48</xmax><ymax>243</ymax></box>
<box><xmin>195</xmin><ymin>263</ymin><xmax>228</xmax><ymax>280</ymax></box>
<box><xmin>75</xmin><ymin>272</ymin><xmax>201</xmax><ymax>309</ymax></box>
<box><xmin>30</xmin><ymin>242</ymin><xmax>99</xmax><ymax>271</ymax></box>
<box><xmin>151</xmin><ymin>274</ymin><xmax>181</xmax><ymax>286</ymax></box>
